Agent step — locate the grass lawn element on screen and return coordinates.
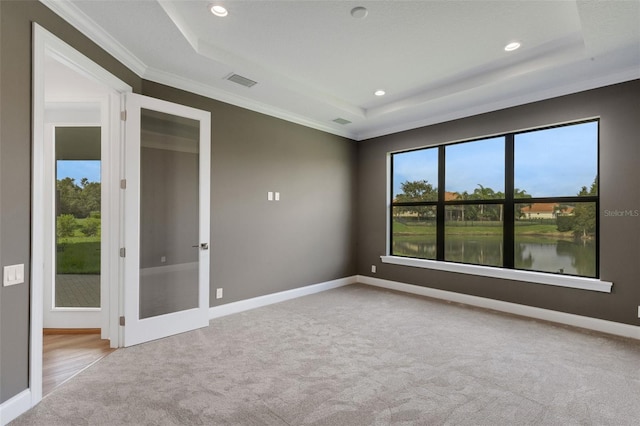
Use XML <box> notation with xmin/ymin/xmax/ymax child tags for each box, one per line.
<box><xmin>393</xmin><ymin>220</ymin><xmax>436</xmax><ymax>235</ymax></box>
<box><xmin>393</xmin><ymin>220</ymin><xmax>574</xmax><ymax>238</ymax></box>
<box><xmin>514</xmin><ymin>222</ymin><xmax>574</xmax><ymax>238</ymax></box>
<box><xmin>57</xmin><ymin>223</ymin><xmax>100</xmax><ymax>274</ymax></box>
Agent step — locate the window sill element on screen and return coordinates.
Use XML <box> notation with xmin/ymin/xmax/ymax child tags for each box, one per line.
<box><xmin>380</xmin><ymin>256</ymin><xmax>612</xmax><ymax>293</ymax></box>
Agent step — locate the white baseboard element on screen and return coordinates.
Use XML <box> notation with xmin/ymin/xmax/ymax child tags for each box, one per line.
<box><xmin>0</xmin><ymin>389</ymin><xmax>32</xmax><ymax>426</ymax></box>
<box><xmin>209</xmin><ymin>276</ymin><xmax>358</xmax><ymax>320</ymax></box>
<box><xmin>357</xmin><ymin>275</ymin><xmax>640</xmax><ymax>341</ymax></box>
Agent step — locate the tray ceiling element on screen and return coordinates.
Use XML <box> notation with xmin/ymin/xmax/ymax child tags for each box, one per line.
<box><xmin>41</xmin><ymin>1</ymin><xmax>640</xmax><ymax>140</ymax></box>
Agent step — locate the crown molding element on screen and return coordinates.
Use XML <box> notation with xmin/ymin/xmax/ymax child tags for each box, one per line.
<box><xmin>39</xmin><ymin>0</ymin><xmax>147</xmax><ymax>76</ymax></box>
<box><xmin>144</xmin><ymin>67</ymin><xmax>358</xmax><ymax>140</ymax></box>
<box><xmin>38</xmin><ymin>0</ymin><xmax>640</xmax><ymax>143</ymax></box>
<box><xmin>39</xmin><ymin>0</ymin><xmax>358</xmax><ymax>141</ymax></box>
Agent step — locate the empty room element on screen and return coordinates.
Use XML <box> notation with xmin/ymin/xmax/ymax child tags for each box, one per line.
<box><xmin>1</xmin><ymin>1</ymin><xmax>639</xmax><ymax>425</ymax></box>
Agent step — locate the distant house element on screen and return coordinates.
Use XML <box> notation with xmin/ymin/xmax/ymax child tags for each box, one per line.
<box><xmin>394</xmin><ymin>192</ymin><xmax>461</xmax><ymax>219</ymax></box>
<box><xmin>520</xmin><ymin>203</ymin><xmax>574</xmax><ymax>219</ymax></box>
<box><xmin>445</xmin><ymin>192</ymin><xmax>464</xmax><ymax>221</ymax></box>
<box><xmin>444</xmin><ymin>192</ymin><xmax>460</xmax><ymax>202</ymax></box>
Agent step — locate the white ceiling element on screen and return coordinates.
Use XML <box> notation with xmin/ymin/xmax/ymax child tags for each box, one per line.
<box><xmin>41</xmin><ymin>0</ymin><xmax>640</xmax><ymax>141</ymax></box>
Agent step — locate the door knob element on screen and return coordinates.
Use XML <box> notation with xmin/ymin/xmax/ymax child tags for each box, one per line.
<box><xmin>192</xmin><ymin>243</ymin><xmax>209</xmax><ymax>250</ymax></box>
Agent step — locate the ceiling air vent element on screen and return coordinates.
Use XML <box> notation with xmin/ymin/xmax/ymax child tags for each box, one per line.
<box><xmin>225</xmin><ymin>73</ymin><xmax>257</xmax><ymax>88</ymax></box>
<box><xmin>333</xmin><ymin>118</ymin><xmax>352</xmax><ymax>125</ymax></box>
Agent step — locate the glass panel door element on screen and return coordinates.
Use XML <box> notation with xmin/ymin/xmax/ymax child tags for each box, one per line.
<box><xmin>139</xmin><ymin>109</ymin><xmax>200</xmax><ymax>318</ymax></box>
<box><xmin>124</xmin><ymin>94</ymin><xmax>210</xmax><ymax>347</ymax></box>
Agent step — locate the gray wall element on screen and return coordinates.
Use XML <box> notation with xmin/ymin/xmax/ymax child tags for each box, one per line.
<box><xmin>139</xmin><ymin>81</ymin><xmax>358</xmax><ymax>306</ymax></box>
<box><xmin>140</xmin><ymin>147</ymin><xmax>199</xmax><ymax>269</ymax></box>
<box><xmin>0</xmin><ymin>0</ymin><xmax>356</xmax><ymax>404</ymax></box>
<box><xmin>357</xmin><ymin>80</ymin><xmax>640</xmax><ymax>326</ymax></box>
<box><xmin>0</xmin><ymin>0</ymin><xmax>140</xmax><ymax>404</ymax></box>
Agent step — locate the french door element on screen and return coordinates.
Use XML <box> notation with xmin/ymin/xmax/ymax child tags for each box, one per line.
<box><xmin>123</xmin><ymin>93</ymin><xmax>210</xmax><ymax>346</ymax></box>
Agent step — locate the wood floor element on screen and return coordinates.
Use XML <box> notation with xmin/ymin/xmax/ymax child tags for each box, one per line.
<box><xmin>43</xmin><ymin>331</ymin><xmax>116</xmax><ymax>396</ymax></box>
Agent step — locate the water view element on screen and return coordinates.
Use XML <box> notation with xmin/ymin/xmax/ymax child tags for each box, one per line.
<box><xmin>393</xmin><ymin>230</ymin><xmax>596</xmax><ymax>278</ymax></box>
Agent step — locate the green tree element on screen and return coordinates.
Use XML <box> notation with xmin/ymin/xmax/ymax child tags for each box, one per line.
<box><xmin>514</xmin><ymin>188</ymin><xmax>532</xmax><ymax>219</ymax></box>
<box><xmin>556</xmin><ymin>215</ymin><xmax>575</xmax><ymax>232</ymax></box>
<box><xmin>470</xmin><ymin>184</ymin><xmax>500</xmax><ymax>221</ymax></box>
<box><xmin>56</xmin><ymin>177</ymin><xmax>100</xmax><ymax>218</ymax></box>
<box><xmin>395</xmin><ymin>180</ymin><xmax>437</xmax><ymax>220</ymax></box>
<box><xmin>79</xmin><ymin>180</ymin><xmax>101</xmax><ymax>217</ymax></box>
<box><xmin>56</xmin><ymin>177</ymin><xmax>81</xmax><ymax>216</ymax></box>
<box><xmin>396</xmin><ymin>180</ymin><xmax>437</xmax><ymax>202</ymax></box>
<box><xmin>81</xmin><ymin>217</ymin><xmax>101</xmax><ymax>237</ymax></box>
<box><xmin>572</xmin><ymin>177</ymin><xmax>597</xmax><ymax>239</ymax></box>
<box><xmin>56</xmin><ymin>214</ymin><xmax>77</xmax><ymax>238</ymax></box>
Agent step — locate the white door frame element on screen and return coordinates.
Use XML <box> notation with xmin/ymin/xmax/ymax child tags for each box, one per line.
<box><xmin>31</xmin><ymin>24</ymin><xmax>132</xmax><ymax>407</ymax></box>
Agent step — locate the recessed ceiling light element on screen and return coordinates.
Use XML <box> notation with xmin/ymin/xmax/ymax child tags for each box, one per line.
<box><xmin>210</xmin><ymin>5</ymin><xmax>228</xmax><ymax>17</ymax></box>
<box><xmin>351</xmin><ymin>6</ymin><xmax>368</xmax><ymax>19</ymax></box>
<box><xmin>374</xmin><ymin>90</ymin><xmax>386</xmax><ymax>96</ymax></box>
<box><xmin>504</xmin><ymin>41</ymin><xmax>521</xmax><ymax>52</ymax></box>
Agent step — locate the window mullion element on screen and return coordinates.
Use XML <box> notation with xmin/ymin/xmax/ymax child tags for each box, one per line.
<box><xmin>437</xmin><ymin>146</ymin><xmax>445</xmax><ymax>261</ymax></box>
<box><xmin>389</xmin><ymin>154</ymin><xmax>395</xmax><ymax>256</ymax></box>
<box><xmin>504</xmin><ymin>134</ymin><xmax>515</xmax><ymax>269</ymax></box>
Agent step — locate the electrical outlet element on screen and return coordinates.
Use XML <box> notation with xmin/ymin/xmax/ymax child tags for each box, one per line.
<box><xmin>371</xmin><ymin>265</ymin><xmax>376</xmax><ymax>273</ymax></box>
<box><xmin>160</xmin><ymin>256</ymin><xmax>166</xmax><ymax>263</ymax></box>
<box><xmin>216</xmin><ymin>288</ymin><xmax>223</xmax><ymax>299</ymax></box>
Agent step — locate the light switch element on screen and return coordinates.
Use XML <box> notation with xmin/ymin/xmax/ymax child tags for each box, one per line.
<box><xmin>267</xmin><ymin>191</ymin><xmax>274</xmax><ymax>201</ymax></box>
<box><xmin>275</xmin><ymin>192</ymin><xmax>280</xmax><ymax>201</ymax></box>
<box><xmin>3</xmin><ymin>264</ymin><xmax>25</xmax><ymax>286</ymax></box>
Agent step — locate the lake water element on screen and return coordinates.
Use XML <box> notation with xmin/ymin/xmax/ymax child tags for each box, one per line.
<box><xmin>393</xmin><ymin>235</ymin><xmax>596</xmax><ymax>277</ymax></box>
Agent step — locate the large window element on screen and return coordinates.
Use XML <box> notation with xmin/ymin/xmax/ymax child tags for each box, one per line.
<box><xmin>390</xmin><ymin>120</ymin><xmax>598</xmax><ymax>278</ymax></box>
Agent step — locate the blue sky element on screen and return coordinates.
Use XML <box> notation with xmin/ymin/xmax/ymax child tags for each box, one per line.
<box><xmin>445</xmin><ymin>137</ymin><xmax>504</xmax><ymax>194</ymax></box>
<box><xmin>57</xmin><ymin>160</ymin><xmax>101</xmax><ymax>184</ymax></box>
<box><xmin>514</xmin><ymin>122</ymin><xmax>598</xmax><ymax>197</ymax></box>
<box><xmin>393</xmin><ymin>121</ymin><xmax>598</xmax><ymax>198</ymax></box>
<box><xmin>392</xmin><ymin>148</ymin><xmax>439</xmax><ymax>197</ymax></box>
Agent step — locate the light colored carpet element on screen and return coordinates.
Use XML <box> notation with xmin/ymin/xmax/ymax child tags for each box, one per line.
<box><xmin>13</xmin><ymin>284</ymin><xmax>640</xmax><ymax>425</ymax></box>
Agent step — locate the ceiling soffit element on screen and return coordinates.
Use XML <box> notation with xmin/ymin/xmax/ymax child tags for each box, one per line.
<box><xmin>39</xmin><ymin>1</ymin><xmax>640</xmax><ymax>141</ymax></box>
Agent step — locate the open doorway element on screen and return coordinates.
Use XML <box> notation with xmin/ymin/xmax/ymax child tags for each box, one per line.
<box><xmin>42</xmin><ymin>126</ymin><xmax>114</xmax><ymax>397</ymax></box>
<box><xmin>32</xmin><ymin>23</ymin><xmax>209</xmax><ymax>407</ymax></box>
<box><xmin>41</xmin><ymin>54</ymin><xmax>112</xmax><ymax>397</ymax></box>
<box><xmin>32</xmin><ymin>24</ymin><xmax>132</xmax><ymax>402</ymax></box>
